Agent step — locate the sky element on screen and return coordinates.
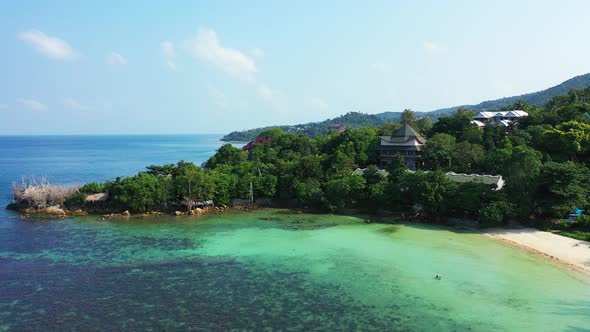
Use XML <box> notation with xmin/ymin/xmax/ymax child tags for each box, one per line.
<box><xmin>2</xmin><ymin>0</ymin><xmax>590</xmax><ymax>135</ymax></box>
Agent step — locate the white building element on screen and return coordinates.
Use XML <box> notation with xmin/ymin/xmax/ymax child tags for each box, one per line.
<box><xmin>471</xmin><ymin>110</ymin><xmax>528</xmax><ymax>128</ymax></box>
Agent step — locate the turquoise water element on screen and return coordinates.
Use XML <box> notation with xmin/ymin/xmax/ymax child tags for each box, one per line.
<box><xmin>1</xmin><ymin>210</ymin><xmax>589</xmax><ymax>331</ymax></box>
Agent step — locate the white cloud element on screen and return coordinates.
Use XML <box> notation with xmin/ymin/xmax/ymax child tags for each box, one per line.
<box><xmin>423</xmin><ymin>41</ymin><xmax>448</xmax><ymax>54</ymax></box>
<box><xmin>208</xmin><ymin>87</ymin><xmax>228</xmax><ymax>109</ymax></box>
<box><xmin>107</xmin><ymin>52</ymin><xmax>128</xmax><ymax>65</ymax></box>
<box><xmin>187</xmin><ymin>27</ymin><xmax>257</xmax><ymax>81</ymax></box>
<box><xmin>305</xmin><ymin>97</ymin><xmax>329</xmax><ymax>110</ymax></box>
<box><xmin>19</xmin><ymin>30</ymin><xmax>76</xmax><ymax>60</ymax></box>
<box><xmin>17</xmin><ymin>98</ymin><xmax>47</xmax><ymax>111</ymax></box>
<box><xmin>369</xmin><ymin>62</ymin><xmax>393</xmax><ymax>73</ymax></box>
<box><xmin>63</xmin><ymin>98</ymin><xmax>92</xmax><ymax>111</ymax></box>
<box><xmin>160</xmin><ymin>41</ymin><xmax>176</xmax><ymax>70</ymax></box>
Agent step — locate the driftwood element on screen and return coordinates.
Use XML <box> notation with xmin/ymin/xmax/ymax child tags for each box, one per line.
<box><xmin>12</xmin><ymin>176</ymin><xmax>78</xmax><ymax>208</ymax></box>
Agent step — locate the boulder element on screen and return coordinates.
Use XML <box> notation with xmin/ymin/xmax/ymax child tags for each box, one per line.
<box><xmin>45</xmin><ymin>206</ymin><xmax>66</xmax><ymax>216</ymax></box>
<box><xmin>69</xmin><ymin>209</ymin><xmax>88</xmax><ymax>216</ymax></box>
<box><xmin>122</xmin><ymin>210</ymin><xmax>131</xmax><ymax>217</ymax></box>
<box><xmin>174</xmin><ymin>211</ymin><xmax>183</xmax><ymax>216</ymax></box>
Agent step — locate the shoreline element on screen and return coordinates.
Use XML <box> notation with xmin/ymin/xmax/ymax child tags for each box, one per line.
<box><xmin>484</xmin><ymin>228</ymin><xmax>590</xmax><ymax>278</ymax></box>
<box><xmin>8</xmin><ymin>204</ymin><xmax>590</xmax><ymax>279</ymax></box>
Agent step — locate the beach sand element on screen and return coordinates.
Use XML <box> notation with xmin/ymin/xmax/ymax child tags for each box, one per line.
<box><xmin>485</xmin><ymin>228</ymin><xmax>590</xmax><ymax>276</ymax></box>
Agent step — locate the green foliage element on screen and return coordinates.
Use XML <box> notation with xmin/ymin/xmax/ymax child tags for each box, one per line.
<box><xmin>415</xmin><ymin>117</ymin><xmax>433</xmax><ymax>135</ymax></box>
<box><xmin>453</xmin><ymin>141</ymin><xmax>483</xmax><ymax>173</ymax></box>
<box><xmin>294</xmin><ymin>179</ymin><xmax>323</xmax><ymax>208</ymax></box>
<box><xmin>69</xmin><ymin>85</ymin><xmax>590</xmax><ymax>229</ymax></box>
<box><xmin>431</xmin><ymin>110</ymin><xmax>473</xmax><ymax>138</ymax></box>
<box><xmin>401</xmin><ymin>109</ymin><xmax>416</xmax><ymax>125</ymax></box>
<box><xmin>535</xmin><ymin>161</ymin><xmax>590</xmax><ymax>218</ymax></box>
<box><xmin>105</xmin><ymin>173</ymin><xmax>166</xmax><ymax>213</ymax></box>
<box><xmin>478</xmin><ymin>201</ymin><xmax>513</xmax><ymax>228</ymax></box>
<box><xmin>203</xmin><ymin>144</ymin><xmax>247</xmax><ymax>169</ymax></box>
<box><xmin>324</xmin><ymin>175</ymin><xmax>366</xmax><ymax>211</ymax></box>
<box><xmin>401</xmin><ymin>171</ymin><xmax>457</xmax><ymax>216</ymax></box>
<box><xmin>424</xmin><ymin>133</ymin><xmax>456</xmax><ymax>171</ymax></box>
<box><xmin>79</xmin><ymin>182</ymin><xmax>106</xmax><ymax>194</ymax></box>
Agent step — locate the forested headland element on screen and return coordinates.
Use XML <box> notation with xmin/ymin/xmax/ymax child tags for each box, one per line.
<box><xmin>9</xmin><ymin>87</ymin><xmax>590</xmax><ymax>240</ymax></box>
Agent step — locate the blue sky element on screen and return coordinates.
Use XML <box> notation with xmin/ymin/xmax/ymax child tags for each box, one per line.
<box><xmin>2</xmin><ymin>0</ymin><xmax>590</xmax><ymax>135</ymax></box>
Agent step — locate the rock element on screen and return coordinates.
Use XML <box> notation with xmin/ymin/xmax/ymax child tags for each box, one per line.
<box><xmin>195</xmin><ymin>208</ymin><xmax>203</xmax><ymax>214</ymax></box>
<box><xmin>69</xmin><ymin>209</ymin><xmax>88</xmax><ymax>216</ymax></box>
<box><xmin>122</xmin><ymin>210</ymin><xmax>131</xmax><ymax>216</ymax></box>
<box><xmin>45</xmin><ymin>206</ymin><xmax>66</xmax><ymax>216</ymax></box>
<box><xmin>174</xmin><ymin>211</ymin><xmax>183</xmax><ymax>216</ymax></box>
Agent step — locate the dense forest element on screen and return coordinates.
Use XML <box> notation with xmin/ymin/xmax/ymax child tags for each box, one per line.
<box><xmin>10</xmin><ymin>87</ymin><xmax>590</xmax><ymax>239</ymax></box>
<box><xmin>221</xmin><ymin>111</ymin><xmax>385</xmax><ymax>141</ymax></box>
<box><xmin>222</xmin><ymin>73</ymin><xmax>590</xmax><ymax>141</ymax></box>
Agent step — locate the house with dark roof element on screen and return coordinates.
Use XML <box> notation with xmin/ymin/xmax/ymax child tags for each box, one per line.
<box><xmin>379</xmin><ymin>124</ymin><xmax>426</xmax><ymax>170</ymax></box>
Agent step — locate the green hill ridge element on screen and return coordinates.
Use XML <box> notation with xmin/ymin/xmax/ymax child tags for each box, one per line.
<box><xmin>222</xmin><ymin>73</ymin><xmax>590</xmax><ymax>141</ymax></box>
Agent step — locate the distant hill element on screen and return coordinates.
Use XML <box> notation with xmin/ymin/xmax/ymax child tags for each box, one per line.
<box><xmin>221</xmin><ymin>73</ymin><xmax>590</xmax><ymax>141</ymax></box>
<box><xmin>221</xmin><ymin>112</ymin><xmax>384</xmax><ymax>142</ymax></box>
<box><xmin>376</xmin><ymin>73</ymin><xmax>590</xmax><ymax>121</ymax></box>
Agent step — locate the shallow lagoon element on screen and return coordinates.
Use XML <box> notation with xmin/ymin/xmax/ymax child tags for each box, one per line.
<box><xmin>1</xmin><ymin>209</ymin><xmax>589</xmax><ymax>331</ymax></box>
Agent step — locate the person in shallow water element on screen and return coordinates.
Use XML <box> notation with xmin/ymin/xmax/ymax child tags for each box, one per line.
<box><xmin>435</xmin><ymin>275</ymin><xmax>442</xmax><ymax>280</ymax></box>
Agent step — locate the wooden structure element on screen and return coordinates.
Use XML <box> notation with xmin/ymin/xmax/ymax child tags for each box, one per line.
<box><xmin>379</xmin><ymin>124</ymin><xmax>426</xmax><ymax>170</ymax></box>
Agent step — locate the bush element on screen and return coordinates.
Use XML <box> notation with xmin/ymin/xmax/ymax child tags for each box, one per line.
<box><xmin>478</xmin><ymin>201</ymin><xmax>513</xmax><ymax>228</ymax></box>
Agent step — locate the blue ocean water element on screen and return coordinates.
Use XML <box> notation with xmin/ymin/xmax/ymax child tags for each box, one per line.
<box><xmin>0</xmin><ymin>135</ymin><xmax>226</xmax><ymax>215</ymax></box>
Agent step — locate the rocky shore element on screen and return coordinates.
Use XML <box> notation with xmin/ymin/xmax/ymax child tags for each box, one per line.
<box><xmin>7</xmin><ymin>203</ymin><xmax>233</xmax><ymax>220</ymax></box>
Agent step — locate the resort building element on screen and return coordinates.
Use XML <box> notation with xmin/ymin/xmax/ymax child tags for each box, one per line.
<box><xmin>471</xmin><ymin>110</ymin><xmax>528</xmax><ymax>128</ymax></box>
<box><xmin>352</xmin><ymin>168</ymin><xmax>505</xmax><ymax>191</ymax></box>
<box><xmin>379</xmin><ymin>124</ymin><xmax>426</xmax><ymax>170</ymax></box>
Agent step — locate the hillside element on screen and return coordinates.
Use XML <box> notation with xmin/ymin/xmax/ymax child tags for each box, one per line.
<box><xmin>429</xmin><ymin>73</ymin><xmax>590</xmax><ymax>115</ymax></box>
<box><xmin>221</xmin><ymin>112</ymin><xmax>384</xmax><ymax>141</ymax></box>
<box><xmin>221</xmin><ymin>73</ymin><xmax>590</xmax><ymax>141</ymax></box>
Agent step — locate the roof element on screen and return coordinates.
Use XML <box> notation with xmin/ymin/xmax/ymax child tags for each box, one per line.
<box><xmin>382</xmin><ymin>123</ymin><xmax>426</xmax><ymax>144</ymax></box>
<box><xmin>351</xmin><ymin>168</ymin><xmax>505</xmax><ymax>191</ymax></box>
<box><xmin>445</xmin><ymin>172</ymin><xmax>505</xmax><ymax>190</ymax></box>
<box><xmin>470</xmin><ymin>120</ymin><xmax>485</xmax><ymax>127</ymax></box>
<box><xmin>352</xmin><ymin>168</ymin><xmax>389</xmax><ymax>177</ymax></box>
<box><xmin>474</xmin><ymin>111</ymin><xmax>496</xmax><ymax>119</ymax></box>
<box><xmin>505</xmin><ymin>110</ymin><xmax>528</xmax><ymax>118</ymax></box>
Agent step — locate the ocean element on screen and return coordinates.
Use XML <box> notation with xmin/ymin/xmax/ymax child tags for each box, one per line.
<box><xmin>0</xmin><ymin>135</ymin><xmax>226</xmax><ymax>211</ymax></box>
<box><xmin>0</xmin><ymin>135</ymin><xmax>589</xmax><ymax>331</ymax></box>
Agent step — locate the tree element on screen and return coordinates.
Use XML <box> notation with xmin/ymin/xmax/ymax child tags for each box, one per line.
<box><xmin>383</xmin><ymin>155</ymin><xmax>408</xmax><ymax>210</ymax></box>
<box><xmin>401</xmin><ymin>109</ymin><xmax>416</xmax><ymax>125</ymax></box>
<box><xmin>460</xmin><ymin>124</ymin><xmax>483</xmax><ymax>144</ymax></box>
<box><xmin>535</xmin><ymin>161</ymin><xmax>590</xmax><ymax>218</ymax></box>
<box><xmin>423</xmin><ymin>133</ymin><xmax>456</xmax><ymax>171</ymax></box>
<box><xmin>541</xmin><ymin>121</ymin><xmax>590</xmax><ymax>162</ymax></box>
<box><xmin>401</xmin><ymin>171</ymin><xmax>457</xmax><ymax>217</ymax></box>
<box><xmin>416</xmin><ymin>117</ymin><xmax>433</xmax><ymax>135</ymax></box>
<box><xmin>294</xmin><ymin>178</ymin><xmax>323</xmax><ymax>208</ymax></box>
<box><xmin>431</xmin><ymin>110</ymin><xmax>473</xmax><ymax>138</ymax></box>
<box><xmin>453</xmin><ymin>141</ymin><xmax>484</xmax><ymax>173</ymax></box>
<box><xmin>324</xmin><ymin>175</ymin><xmax>366</xmax><ymax>211</ymax></box>
<box><xmin>204</xmin><ymin>144</ymin><xmax>247</xmax><ymax>169</ymax></box>
<box><xmin>503</xmin><ymin>145</ymin><xmax>543</xmax><ymax>217</ymax></box>
<box><xmin>106</xmin><ymin>172</ymin><xmax>165</xmax><ymax>213</ymax></box>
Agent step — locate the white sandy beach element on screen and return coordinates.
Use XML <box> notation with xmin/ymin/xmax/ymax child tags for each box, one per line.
<box><xmin>485</xmin><ymin>228</ymin><xmax>590</xmax><ymax>276</ymax></box>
